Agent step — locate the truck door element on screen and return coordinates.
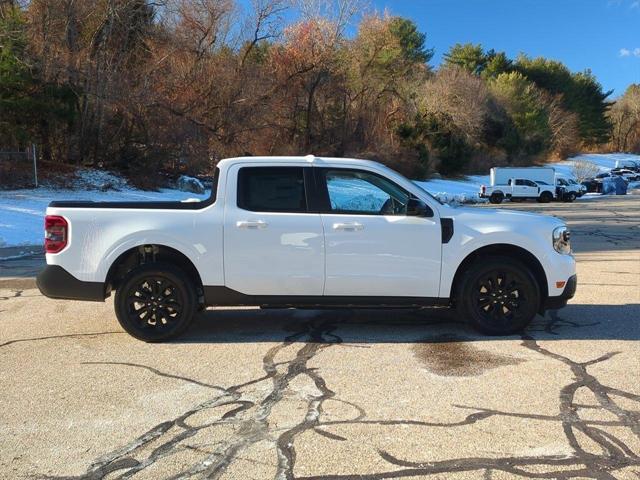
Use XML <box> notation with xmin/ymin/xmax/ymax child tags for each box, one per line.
<box><xmin>514</xmin><ymin>179</ymin><xmax>538</xmax><ymax>197</ymax></box>
<box><xmin>223</xmin><ymin>165</ymin><xmax>325</xmax><ymax>296</ymax></box>
<box><xmin>315</xmin><ymin>168</ymin><xmax>441</xmax><ymax>298</ymax></box>
<box><xmin>523</xmin><ymin>179</ymin><xmax>541</xmax><ymax>197</ymax></box>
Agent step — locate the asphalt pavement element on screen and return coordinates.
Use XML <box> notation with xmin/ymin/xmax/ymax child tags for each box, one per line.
<box><xmin>1</xmin><ymin>195</ymin><xmax>639</xmax><ymax>479</ymax></box>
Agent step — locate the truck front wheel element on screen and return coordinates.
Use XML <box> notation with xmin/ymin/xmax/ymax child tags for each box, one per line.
<box><xmin>114</xmin><ymin>263</ymin><xmax>198</xmax><ymax>342</ymax></box>
<box><xmin>564</xmin><ymin>192</ymin><xmax>577</xmax><ymax>202</ymax></box>
<box><xmin>455</xmin><ymin>256</ymin><xmax>540</xmax><ymax>335</ymax></box>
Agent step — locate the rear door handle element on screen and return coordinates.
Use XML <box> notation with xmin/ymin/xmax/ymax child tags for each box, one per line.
<box><xmin>333</xmin><ymin>222</ymin><xmax>364</xmax><ymax>231</ymax></box>
<box><xmin>237</xmin><ymin>220</ymin><xmax>268</xmax><ymax>229</ymax></box>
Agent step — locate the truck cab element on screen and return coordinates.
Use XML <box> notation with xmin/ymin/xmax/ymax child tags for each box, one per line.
<box><xmin>554</xmin><ymin>177</ymin><xmax>585</xmax><ymax>201</ymax></box>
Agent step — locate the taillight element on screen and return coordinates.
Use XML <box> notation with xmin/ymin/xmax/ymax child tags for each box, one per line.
<box><xmin>45</xmin><ymin>215</ymin><xmax>68</xmax><ymax>253</ymax></box>
<box><xmin>481</xmin><ymin>185</ymin><xmax>486</xmax><ymax>194</ymax></box>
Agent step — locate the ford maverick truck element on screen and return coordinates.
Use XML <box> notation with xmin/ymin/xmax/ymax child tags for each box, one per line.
<box><xmin>37</xmin><ymin>156</ymin><xmax>576</xmax><ymax>341</ymax></box>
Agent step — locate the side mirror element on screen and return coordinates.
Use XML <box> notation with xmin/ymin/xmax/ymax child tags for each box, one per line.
<box><xmin>406</xmin><ymin>198</ymin><xmax>432</xmax><ymax>217</ymax></box>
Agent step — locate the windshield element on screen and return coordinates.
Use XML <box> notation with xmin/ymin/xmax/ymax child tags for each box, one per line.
<box><xmin>412</xmin><ymin>181</ymin><xmax>444</xmax><ymax>205</ymax></box>
<box><xmin>371</xmin><ymin>160</ymin><xmax>445</xmax><ymax>205</ymax></box>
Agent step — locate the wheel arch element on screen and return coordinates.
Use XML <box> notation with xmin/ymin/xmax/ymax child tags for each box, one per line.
<box><xmin>105</xmin><ymin>244</ymin><xmax>204</xmax><ymax>297</ymax></box>
<box><xmin>450</xmin><ymin>243</ymin><xmax>548</xmax><ymax>303</ymax></box>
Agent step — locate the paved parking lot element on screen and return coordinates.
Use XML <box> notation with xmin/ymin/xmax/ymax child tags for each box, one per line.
<box><xmin>1</xmin><ymin>196</ymin><xmax>639</xmax><ymax>479</ymax></box>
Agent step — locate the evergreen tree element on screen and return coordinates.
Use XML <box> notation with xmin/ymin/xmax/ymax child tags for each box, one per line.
<box><xmin>489</xmin><ymin>72</ymin><xmax>551</xmax><ymax>155</ymax></box>
<box><xmin>515</xmin><ymin>55</ymin><xmax>612</xmax><ymax>145</ymax></box>
<box><xmin>0</xmin><ymin>7</ymin><xmax>75</xmax><ymax>150</ymax></box>
<box><xmin>388</xmin><ymin>17</ymin><xmax>433</xmax><ymax>64</ymax></box>
<box><xmin>482</xmin><ymin>50</ymin><xmax>513</xmax><ymax>79</ymax></box>
<box><xmin>0</xmin><ymin>7</ymin><xmax>32</xmax><ymax>144</ymax></box>
<box><xmin>443</xmin><ymin>43</ymin><xmax>486</xmax><ymax>75</ymax></box>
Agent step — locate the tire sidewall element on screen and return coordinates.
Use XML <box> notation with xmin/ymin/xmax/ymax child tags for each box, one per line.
<box><xmin>457</xmin><ymin>257</ymin><xmax>540</xmax><ymax>335</ymax></box>
<box><xmin>539</xmin><ymin>192</ymin><xmax>552</xmax><ymax>203</ymax></box>
<box><xmin>489</xmin><ymin>192</ymin><xmax>503</xmax><ymax>204</ymax></box>
<box><xmin>114</xmin><ymin>263</ymin><xmax>197</xmax><ymax>342</ymax></box>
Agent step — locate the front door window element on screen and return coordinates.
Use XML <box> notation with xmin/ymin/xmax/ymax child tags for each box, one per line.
<box><xmin>324</xmin><ymin>169</ymin><xmax>410</xmax><ymax>215</ymax></box>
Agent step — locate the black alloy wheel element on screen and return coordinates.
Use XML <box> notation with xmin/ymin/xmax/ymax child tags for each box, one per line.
<box><xmin>115</xmin><ymin>263</ymin><xmax>197</xmax><ymax>342</ymax></box>
<box><xmin>127</xmin><ymin>277</ymin><xmax>182</xmax><ymax>330</ymax></box>
<box><xmin>456</xmin><ymin>256</ymin><xmax>540</xmax><ymax>335</ymax></box>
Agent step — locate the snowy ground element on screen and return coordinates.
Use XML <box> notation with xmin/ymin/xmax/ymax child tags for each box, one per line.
<box><xmin>0</xmin><ymin>170</ymin><xmax>208</xmax><ymax>251</ymax></box>
<box><xmin>0</xmin><ymin>153</ymin><xmax>639</xmax><ymax>253</ymax></box>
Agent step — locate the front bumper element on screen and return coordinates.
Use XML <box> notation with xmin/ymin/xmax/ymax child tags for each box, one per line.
<box><xmin>37</xmin><ymin>265</ymin><xmax>105</xmax><ymax>302</ymax></box>
<box><xmin>543</xmin><ymin>274</ymin><xmax>577</xmax><ymax>310</ymax></box>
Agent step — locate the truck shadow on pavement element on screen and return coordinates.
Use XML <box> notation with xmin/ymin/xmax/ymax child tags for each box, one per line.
<box><xmin>180</xmin><ymin>302</ymin><xmax>640</xmax><ymax>344</ymax></box>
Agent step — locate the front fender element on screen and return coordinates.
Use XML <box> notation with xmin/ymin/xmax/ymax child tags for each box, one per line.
<box><xmin>439</xmin><ymin>228</ymin><xmax>559</xmax><ymax>298</ymax></box>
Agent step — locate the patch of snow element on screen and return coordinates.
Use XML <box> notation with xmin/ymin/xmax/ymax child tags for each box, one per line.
<box><xmin>0</xmin><ymin>181</ymin><xmax>210</xmax><ymax>250</ymax></box>
<box><xmin>72</xmin><ymin>168</ymin><xmax>131</xmax><ymax>191</ymax></box>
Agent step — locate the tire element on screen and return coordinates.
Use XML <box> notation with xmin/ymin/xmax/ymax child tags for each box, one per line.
<box><xmin>538</xmin><ymin>191</ymin><xmax>553</xmax><ymax>203</ymax></box>
<box><xmin>455</xmin><ymin>256</ymin><xmax>540</xmax><ymax>336</ymax></box>
<box><xmin>564</xmin><ymin>192</ymin><xmax>576</xmax><ymax>202</ymax></box>
<box><xmin>114</xmin><ymin>263</ymin><xmax>198</xmax><ymax>342</ymax></box>
<box><xmin>489</xmin><ymin>192</ymin><xmax>504</xmax><ymax>204</ymax></box>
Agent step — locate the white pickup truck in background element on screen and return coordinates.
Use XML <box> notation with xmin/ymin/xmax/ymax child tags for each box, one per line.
<box><xmin>480</xmin><ymin>167</ymin><xmax>583</xmax><ymax>203</ymax></box>
<box><xmin>37</xmin><ymin>156</ymin><xmax>576</xmax><ymax>342</ymax></box>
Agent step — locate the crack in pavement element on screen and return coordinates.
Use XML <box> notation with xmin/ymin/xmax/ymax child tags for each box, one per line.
<box><xmin>0</xmin><ymin>289</ymin><xmax>25</xmax><ymax>301</ymax></box>
<box><xmin>0</xmin><ymin>331</ymin><xmax>125</xmax><ymax>348</ymax></box>
<box><xmin>39</xmin><ymin>309</ymin><xmax>640</xmax><ymax>480</ymax></box>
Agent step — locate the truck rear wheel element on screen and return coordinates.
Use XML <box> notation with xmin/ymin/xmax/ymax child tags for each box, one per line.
<box><xmin>489</xmin><ymin>192</ymin><xmax>504</xmax><ymax>204</ymax></box>
<box><xmin>455</xmin><ymin>256</ymin><xmax>540</xmax><ymax>335</ymax></box>
<box><xmin>114</xmin><ymin>263</ymin><xmax>197</xmax><ymax>342</ymax></box>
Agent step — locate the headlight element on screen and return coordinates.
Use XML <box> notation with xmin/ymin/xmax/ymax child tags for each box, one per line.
<box><xmin>553</xmin><ymin>226</ymin><xmax>571</xmax><ymax>254</ymax></box>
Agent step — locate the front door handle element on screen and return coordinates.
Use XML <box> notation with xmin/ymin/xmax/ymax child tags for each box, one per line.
<box><xmin>333</xmin><ymin>222</ymin><xmax>364</xmax><ymax>231</ymax></box>
<box><xmin>237</xmin><ymin>220</ymin><xmax>268</xmax><ymax>229</ymax></box>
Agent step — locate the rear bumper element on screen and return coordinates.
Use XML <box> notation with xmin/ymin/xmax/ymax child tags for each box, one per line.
<box><xmin>543</xmin><ymin>274</ymin><xmax>577</xmax><ymax>310</ymax></box>
<box><xmin>37</xmin><ymin>265</ymin><xmax>105</xmax><ymax>302</ymax></box>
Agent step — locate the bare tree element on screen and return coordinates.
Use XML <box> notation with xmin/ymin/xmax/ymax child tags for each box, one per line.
<box><xmin>609</xmin><ymin>85</ymin><xmax>640</xmax><ymax>152</ymax></box>
<box><xmin>572</xmin><ymin>159</ymin><xmax>600</xmax><ymax>182</ymax></box>
<box><xmin>544</xmin><ymin>92</ymin><xmax>580</xmax><ymax>158</ymax></box>
<box><xmin>420</xmin><ymin>66</ymin><xmax>491</xmax><ymax>144</ymax></box>
<box><xmin>291</xmin><ymin>0</ymin><xmax>366</xmax><ymax>36</ymax></box>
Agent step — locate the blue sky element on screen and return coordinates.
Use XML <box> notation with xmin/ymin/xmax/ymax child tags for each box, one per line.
<box><xmin>369</xmin><ymin>0</ymin><xmax>640</xmax><ymax>98</ymax></box>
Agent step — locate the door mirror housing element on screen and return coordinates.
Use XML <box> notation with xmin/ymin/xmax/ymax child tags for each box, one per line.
<box><xmin>406</xmin><ymin>198</ymin><xmax>432</xmax><ymax>217</ymax></box>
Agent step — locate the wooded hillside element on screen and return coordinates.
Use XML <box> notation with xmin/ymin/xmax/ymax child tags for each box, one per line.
<box><xmin>0</xmin><ymin>0</ymin><xmax>630</xmax><ymax>185</ymax></box>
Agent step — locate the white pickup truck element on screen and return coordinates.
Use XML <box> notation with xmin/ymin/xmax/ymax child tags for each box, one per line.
<box><xmin>479</xmin><ymin>167</ymin><xmax>583</xmax><ymax>203</ymax></box>
<box><xmin>37</xmin><ymin>156</ymin><xmax>576</xmax><ymax>341</ymax></box>
<box><xmin>480</xmin><ymin>178</ymin><xmax>556</xmax><ymax>204</ymax></box>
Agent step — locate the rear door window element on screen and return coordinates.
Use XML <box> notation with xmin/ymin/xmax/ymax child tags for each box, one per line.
<box><xmin>237</xmin><ymin>167</ymin><xmax>308</xmax><ymax>212</ymax></box>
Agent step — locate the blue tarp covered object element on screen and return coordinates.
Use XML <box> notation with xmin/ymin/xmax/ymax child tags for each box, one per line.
<box><xmin>601</xmin><ymin>176</ymin><xmax>628</xmax><ymax>195</ymax></box>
